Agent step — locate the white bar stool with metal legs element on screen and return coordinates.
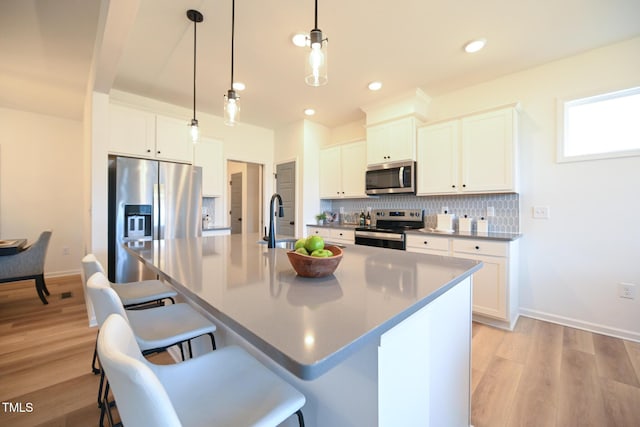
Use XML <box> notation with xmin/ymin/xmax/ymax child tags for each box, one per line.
<box><xmin>87</xmin><ymin>272</ymin><xmax>217</xmax><ymax>426</ymax></box>
<box><xmin>81</xmin><ymin>254</ymin><xmax>178</xmax><ymax>374</ymax></box>
<box><xmin>98</xmin><ymin>313</ymin><xmax>306</xmax><ymax>427</ymax></box>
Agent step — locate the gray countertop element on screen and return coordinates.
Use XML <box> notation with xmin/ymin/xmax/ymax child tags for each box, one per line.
<box><xmin>308</xmin><ymin>223</ymin><xmax>521</xmax><ymax>241</ymax></box>
<box><xmin>125</xmin><ymin>233</ymin><xmax>481</xmax><ymax>380</ymax></box>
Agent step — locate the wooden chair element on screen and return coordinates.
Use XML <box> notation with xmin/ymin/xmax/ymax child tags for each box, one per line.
<box><xmin>0</xmin><ymin>230</ymin><xmax>52</xmax><ymax>304</ymax></box>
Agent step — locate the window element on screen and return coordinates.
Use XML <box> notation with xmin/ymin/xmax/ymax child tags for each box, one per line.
<box><xmin>557</xmin><ymin>86</ymin><xmax>640</xmax><ymax>162</ymax></box>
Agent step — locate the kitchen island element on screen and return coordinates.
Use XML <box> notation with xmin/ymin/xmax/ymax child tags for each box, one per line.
<box><xmin>125</xmin><ymin>233</ymin><xmax>481</xmax><ymax>426</ymax></box>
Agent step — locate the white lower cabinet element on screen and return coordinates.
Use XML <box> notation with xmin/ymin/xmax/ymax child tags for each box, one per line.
<box><xmin>407</xmin><ymin>235</ymin><xmax>519</xmax><ymax>330</ymax></box>
<box><xmin>307</xmin><ymin>226</ymin><xmax>355</xmax><ymax>245</ymax></box>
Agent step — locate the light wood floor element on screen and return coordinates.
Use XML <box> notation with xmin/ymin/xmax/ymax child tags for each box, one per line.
<box><xmin>1</xmin><ymin>275</ymin><xmax>639</xmax><ymax>426</ymax></box>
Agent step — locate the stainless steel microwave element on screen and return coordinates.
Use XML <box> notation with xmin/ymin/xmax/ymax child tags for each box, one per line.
<box><xmin>365</xmin><ymin>161</ymin><xmax>416</xmax><ymax>195</ymax></box>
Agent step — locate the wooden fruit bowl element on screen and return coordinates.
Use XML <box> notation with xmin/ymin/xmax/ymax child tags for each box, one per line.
<box><xmin>286</xmin><ymin>245</ymin><xmax>343</xmax><ymax>278</ymax></box>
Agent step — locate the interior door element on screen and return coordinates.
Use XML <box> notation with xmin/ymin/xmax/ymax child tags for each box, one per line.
<box><xmin>276</xmin><ymin>161</ymin><xmax>295</xmax><ymax>237</ymax></box>
<box><xmin>230</xmin><ymin>172</ymin><xmax>243</xmax><ymax>234</ymax></box>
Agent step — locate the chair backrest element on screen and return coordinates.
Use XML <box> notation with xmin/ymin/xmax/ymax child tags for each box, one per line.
<box><xmin>98</xmin><ymin>314</ymin><xmax>182</xmax><ymax>427</ymax></box>
<box><xmin>81</xmin><ymin>254</ymin><xmax>105</xmax><ymax>288</ymax></box>
<box><xmin>86</xmin><ymin>272</ymin><xmax>129</xmax><ymax>327</ymax></box>
<box><xmin>0</xmin><ymin>230</ymin><xmax>52</xmax><ymax>278</ymax></box>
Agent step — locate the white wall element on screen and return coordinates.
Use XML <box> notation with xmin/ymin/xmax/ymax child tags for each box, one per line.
<box><xmin>0</xmin><ymin>107</ymin><xmax>84</xmax><ymax>275</ymax></box>
<box><xmin>426</xmin><ymin>36</ymin><xmax>640</xmax><ymax>340</ymax></box>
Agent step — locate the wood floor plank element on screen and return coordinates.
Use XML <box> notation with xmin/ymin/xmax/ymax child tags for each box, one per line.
<box><xmin>557</xmin><ymin>348</ymin><xmax>608</xmax><ymax>427</ymax></box>
<box><xmin>506</xmin><ymin>357</ymin><xmax>559</xmax><ymax>427</ymax></box>
<box><xmin>471</xmin><ymin>356</ymin><xmax>523</xmax><ymax>427</ymax></box>
<box><xmin>623</xmin><ymin>339</ymin><xmax>640</xmax><ymax>384</ymax></box>
<box><xmin>600</xmin><ymin>377</ymin><xmax>640</xmax><ymax>426</ymax></box>
<box><xmin>562</xmin><ymin>326</ymin><xmax>595</xmax><ymax>354</ymax></box>
<box><xmin>593</xmin><ymin>333</ymin><xmax>640</xmax><ymax>387</ymax></box>
<box><xmin>472</xmin><ymin>322</ymin><xmax>506</xmax><ymax>372</ymax></box>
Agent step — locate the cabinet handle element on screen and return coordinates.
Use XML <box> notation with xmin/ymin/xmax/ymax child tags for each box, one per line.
<box><xmin>147</xmin><ymin>149</ymin><xmax>151</xmax><ymax>153</ymax></box>
<box><xmin>462</xmin><ymin>184</ymin><xmax>466</xmax><ymax>188</ymax></box>
<box><xmin>157</xmin><ymin>151</ymin><xmax>161</xmax><ymax>154</ymax></box>
<box><xmin>452</xmin><ymin>185</ymin><xmax>456</xmax><ymax>188</ymax></box>
<box><xmin>423</xmin><ymin>241</ymin><xmax>428</xmax><ymax>245</ymax></box>
<box><xmin>475</xmin><ymin>245</ymin><xmax>480</xmax><ymax>250</ymax></box>
<box><xmin>339</xmin><ymin>232</ymin><xmax>343</xmax><ymax>236</ymax></box>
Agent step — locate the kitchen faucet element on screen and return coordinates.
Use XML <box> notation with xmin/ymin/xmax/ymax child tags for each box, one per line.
<box><xmin>268</xmin><ymin>193</ymin><xmax>284</xmax><ymax>248</ymax></box>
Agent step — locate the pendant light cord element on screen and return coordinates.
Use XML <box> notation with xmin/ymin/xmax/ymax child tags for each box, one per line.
<box><xmin>230</xmin><ymin>0</ymin><xmax>235</xmax><ymax>88</ymax></box>
<box><xmin>192</xmin><ymin>15</ymin><xmax>197</xmax><ymax>119</ymax></box>
<box><xmin>314</xmin><ymin>0</ymin><xmax>318</xmax><ymax>29</ymax></box>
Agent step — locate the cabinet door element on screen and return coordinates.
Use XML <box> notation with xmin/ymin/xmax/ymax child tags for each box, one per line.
<box><xmin>340</xmin><ymin>141</ymin><xmax>366</xmax><ymax>198</ymax></box>
<box><xmin>319</xmin><ymin>146</ymin><xmax>342</xmax><ymax>198</ymax></box>
<box><xmin>194</xmin><ymin>138</ymin><xmax>224</xmax><ymax>197</ymax></box>
<box><xmin>307</xmin><ymin>226</ymin><xmax>323</xmax><ymax>237</ymax></box>
<box><xmin>454</xmin><ymin>252</ymin><xmax>507</xmax><ymax>320</ymax></box>
<box><xmin>366</xmin><ymin>124</ymin><xmax>389</xmax><ymax>165</ymax></box>
<box><xmin>417</xmin><ymin>121</ymin><xmax>459</xmax><ymax>195</ymax></box>
<box><xmin>108</xmin><ymin>104</ymin><xmax>155</xmax><ymax>157</ymax></box>
<box><xmin>366</xmin><ymin>118</ymin><xmax>416</xmax><ymax>165</ymax></box>
<box><xmin>461</xmin><ymin>108</ymin><xmax>515</xmax><ymax>192</ymax></box>
<box><xmin>155</xmin><ymin>115</ymin><xmax>194</xmax><ymax>163</ymax></box>
<box><xmin>387</xmin><ymin>117</ymin><xmax>416</xmax><ymax>162</ymax></box>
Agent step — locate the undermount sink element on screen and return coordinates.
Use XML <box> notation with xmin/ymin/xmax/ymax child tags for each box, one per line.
<box><xmin>258</xmin><ymin>238</ymin><xmax>298</xmax><ymax>250</ymax></box>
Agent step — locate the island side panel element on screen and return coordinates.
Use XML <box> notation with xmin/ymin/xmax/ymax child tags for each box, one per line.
<box><xmin>378</xmin><ymin>276</ymin><xmax>472</xmax><ymax>426</ymax></box>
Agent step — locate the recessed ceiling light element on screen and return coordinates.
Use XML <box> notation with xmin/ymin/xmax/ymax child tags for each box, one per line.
<box><xmin>303</xmin><ymin>108</ymin><xmax>315</xmax><ymax>116</ymax></box>
<box><xmin>232</xmin><ymin>82</ymin><xmax>245</xmax><ymax>91</ymax></box>
<box><xmin>368</xmin><ymin>81</ymin><xmax>383</xmax><ymax>91</ymax></box>
<box><xmin>464</xmin><ymin>39</ymin><xmax>486</xmax><ymax>53</ymax></box>
<box><xmin>292</xmin><ymin>33</ymin><xmax>308</xmax><ymax>47</ymax></box>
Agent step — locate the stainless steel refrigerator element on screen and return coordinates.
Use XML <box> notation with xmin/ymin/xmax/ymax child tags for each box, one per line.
<box><xmin>108</xmin><ymin>156</ymin><xmax>202</xmax><ymax>283</ymax></box>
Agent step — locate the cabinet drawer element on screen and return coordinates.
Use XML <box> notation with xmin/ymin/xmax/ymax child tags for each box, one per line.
<box><xmin>329</xmin><ymin>228</ymin><xmax>354</xmax><ymax>243</ymax></box>
<box><xmin>406</xmin><ymin>234</ymin><xmax>450</xmax><ymax>252</ymax></box>
<box><xmin>452</xmin><ymin>239</ymin><xmax>507</xmax><ymax>257</ymax></box>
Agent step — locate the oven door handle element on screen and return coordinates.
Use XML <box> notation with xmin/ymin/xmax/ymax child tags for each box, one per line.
<box><xmin>355</xmin><ymin>231</ymin><xmax>405</xmax><ymax>241</ymax></box>
<box><xmin>398</xmin><ymin>166</ymin><xmax>404</xmax><ymax>188</ymax></box>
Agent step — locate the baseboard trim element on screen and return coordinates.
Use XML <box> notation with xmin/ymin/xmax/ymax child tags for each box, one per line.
<box><xmin>45</xmin><ymin>269</ymin><xmax>81</xmax><ymax>278</ymax></box>
<box><xmin>519</xmin><ymin>308</ymin><xmax>640</xmax><ymax>343</ymax></box>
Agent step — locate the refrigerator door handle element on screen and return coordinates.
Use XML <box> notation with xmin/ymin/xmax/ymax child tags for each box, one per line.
<box><xmin>153</xmin><ymin>183</ymin><xmax>161</xmax><ymax>239</ymax></box>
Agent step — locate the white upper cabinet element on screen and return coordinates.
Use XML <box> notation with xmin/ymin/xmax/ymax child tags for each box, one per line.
<box><xmin>155</xmin><ymin>114</ymin><xmax>194</xmax><ymax>163</ymax></box>
<box><xmin>417</xmin><ymin>105</ymin><xmax>518</xmax><ymax>195</ymax></box>
<box><xmin>108</xmin><ymin>104</ymin><xmax>155</xmax><ymax>157</ymax></box>
<box><xmin>319</xmin><ymin>140</ymin><xmax>366</xmax><ymax>199</ymax></box>
<box><xmin>461</xmin><ymin>107</ymin><xmax>517</xmax><ymax>193</ymax></box>
<box><xmin>416</xmin><ymin>120</ymin><xmax>459</xmax><ymax>194</ymax></box>
<box><xmin>194</xmin><ymin>137</ymin><xmax>224</xmax><ymax>197</ymax></box>
<box><xmin>366</xmin><ymin>117</ymin><xmax>417</xmax><ymax>165</ymax></box>
<box><xmin>108</xmin><ymin>104</ymin><xmax>194</xmax><ymax>164</ymax></box>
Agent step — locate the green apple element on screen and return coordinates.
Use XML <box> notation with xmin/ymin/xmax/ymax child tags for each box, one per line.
<box><xmin>294</xmin><ymin>238</ymin><xmax>306</xmax><ymax>250</ymax></box>
<box><xmin>305</xmin><ymin>235</ymin><xmax>325</xmax><ymax>252</ymax></box>
<box><xmin>311</xmin><ymin>249</ymin><xmax>329</xmax><ymax>257</ymax></box>
<box><xmin>295</xmin><ymin>247</ymin><xmax>309</xmax><ymax>256</ymax></box>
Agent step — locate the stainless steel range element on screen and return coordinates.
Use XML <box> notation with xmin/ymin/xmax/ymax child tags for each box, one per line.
<box><xmin>355</xmin><ymin>209</ymin><xmax>424</xmax><ymax>250</ymax></box>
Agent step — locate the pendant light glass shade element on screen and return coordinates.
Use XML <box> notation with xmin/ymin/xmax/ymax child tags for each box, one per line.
<box><xmin>224</xmin><ymin>0</ymin><xmax>240</xmax><ymax>126</ymax></box>
<box><xmin>189</xmin><ymin>118</ymin><xmax>199</xmax><ymax>142</ymax></box>
<box><xmin>305</xmin><ymin>0</ymin><xmax>328</xmax><ymax>86</ymax></box>
<box><xmin>187</xmin><ymin>9</ymin><xmax>203</xmax><ymax>143</ymax></box>
<box><xmin>305</xmin><ymin>29</ymin><xmax>328</xmax><ymax>86</ymax></box>
<box><xmin>224</xmin><ymin>89</ymin><xmax>240</xmax><ymax>126</ymax></box>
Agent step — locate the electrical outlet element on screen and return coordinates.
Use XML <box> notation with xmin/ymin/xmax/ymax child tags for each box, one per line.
<box><xmin>619</xmin><ymin>282</ymin><xmax>637</xmax><ymax>299</ymax></box>
<box><xmin>486</xmin><ymin>206</ymin><xmax>495</xmax><ymax>217</ymax></box>
<box><xmin>62</xmin><ymin>247</ymin><xmax>70</xmax><ymax>256</ymax></box>
<box><xmin>533</xmin><ymin>206</ymin><xmax>550</xmax><ymax>219</ymax></box>
<box><xmin>442</xmin><ymin>206</ymin><xmax>449</xmax><ymax>214</ymax></box>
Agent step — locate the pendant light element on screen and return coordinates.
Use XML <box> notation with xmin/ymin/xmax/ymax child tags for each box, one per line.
<box><xmin>224</xmin><ymin>0</ymin><xmax>240</xmax><ymax>126</ymax></box>
<box><xmin>187</xmin><ymin>9</ymin><xmax>203</xmax><ymax>143</ymax></box>
<box><xmin>305</xmin><ymin>0</ymin><xmax>328</xmax><ymax>86</ymax></box>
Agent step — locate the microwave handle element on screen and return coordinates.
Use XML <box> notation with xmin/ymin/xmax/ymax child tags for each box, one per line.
<box><xmin>398</xmin><ymin>166</ymin><xmax>404</xmax><ymax>188</ymax></box>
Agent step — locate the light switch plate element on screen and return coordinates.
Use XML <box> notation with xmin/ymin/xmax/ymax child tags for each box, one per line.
<box><xmin>533</xmin><ymin>206</ymin><xmax>550</xmax><ymax>219</ymax></box>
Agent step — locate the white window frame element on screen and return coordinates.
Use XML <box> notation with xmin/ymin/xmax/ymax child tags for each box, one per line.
<box><xmin>557</xmin><ymin>86</ymin><xmax>640</xmax><ymax>163</ymax></box>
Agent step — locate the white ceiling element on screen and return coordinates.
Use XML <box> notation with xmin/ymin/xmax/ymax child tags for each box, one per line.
<box><xmin>2</xmin><ymin>0</ymin><xmax>640</xmax><ymax>129</ymax></box>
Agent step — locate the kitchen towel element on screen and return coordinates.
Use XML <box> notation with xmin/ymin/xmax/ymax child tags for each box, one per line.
<box><xmin>459</xmin><ymin>216</ymin><xmax>473</xmax><ymax>232</ymax></box>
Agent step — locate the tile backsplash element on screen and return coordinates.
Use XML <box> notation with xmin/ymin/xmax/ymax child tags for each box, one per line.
<box><xmin>322</xmin><ymin>193</ymin><xmax>520</xmax><ymax>233</ymax></box>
